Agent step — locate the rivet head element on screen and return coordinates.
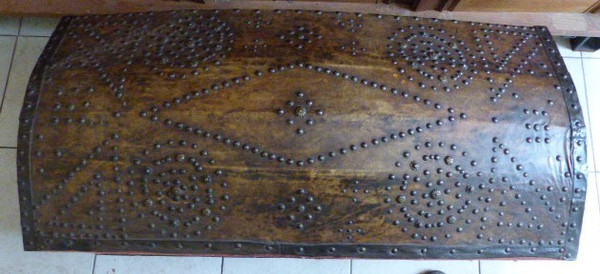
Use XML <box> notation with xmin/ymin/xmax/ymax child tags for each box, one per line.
<box><xmin>444</xmin><ymin>156</ymin><xmax>454</xmax><ymax>165</ymax></box>
<box><xmin>447</xmin><ymin>216</ymin><xmax>457</xmax><ymax>224</ymax></box>
<box><xmin>396</xmin><ymin>195</ymin><xmax>407</xmax><ymax>204</ymax></box>
<box><xmin>430</xmin><ymin>189</ymin><xmax>442</xmax><ymax>199</ymax></box>
<box><xmin>410</xmin><ymin>161</ymin><xmax>420</xmax><ymax>170</ymax></box>
<box><xmin>294</xmin><ymin>106</ymin><xmax>308</xmax><ymax>117</ymax></box>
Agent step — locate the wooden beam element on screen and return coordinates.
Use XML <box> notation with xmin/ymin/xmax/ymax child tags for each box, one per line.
<box><xmin>584</xmin><ymin>1</ymin><xmax>600</xmax><ymax>13</ymax></box>
<box><xmin>452</xmin><ymin>0</ymin><xmax>597</xmax><ymax>13</ymax></box>
<box><xmin>1</xmin><ymin>0</ymin><xmax>599</xmax><ymax>37</ymax></box>
<box><xmin>412</xmin><ymin>0</ymin><xmax>445</xmax><ymax>11</ymax></box>
<box><xmin>412</xmin><ymin>0</ymin><xmax>460</xmax><ymax>11</ymax></box>
<box><xmin>442</xmin><ymin>0</ymin><xmax>462</xmax><ymax>11</ymax></box>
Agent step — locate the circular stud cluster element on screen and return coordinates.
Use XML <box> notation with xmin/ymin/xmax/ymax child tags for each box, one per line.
<box><xmin>277</xmin><ymin>188</ymin><xmax>324</xmax><ymax>230</ymax></box>
<box><xmin>277</xmin><ymin>91</ymin><xmax>322</xmax><ymax>135</ymax></box>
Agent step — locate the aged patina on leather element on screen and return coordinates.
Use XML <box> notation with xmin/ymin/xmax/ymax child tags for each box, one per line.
<box><xmin>17</xmin><ymin>10</ymin><xmax>587</xmax><ymax>259</ymax></box>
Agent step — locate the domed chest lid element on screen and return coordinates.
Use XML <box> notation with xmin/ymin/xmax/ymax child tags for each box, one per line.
<box><xmin>17</xmin><ymin>9</ymin><xmax>586</xmax><ymax>260</ymax></box>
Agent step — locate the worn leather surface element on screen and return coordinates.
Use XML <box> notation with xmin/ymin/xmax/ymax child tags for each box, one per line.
<box><xmin>17</xmin><ymin>10</ymin><xmax>587</xmax><ymax>259</ymax></box>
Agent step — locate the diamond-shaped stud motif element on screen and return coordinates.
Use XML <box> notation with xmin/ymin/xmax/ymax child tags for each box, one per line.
<box><xmin>277</xmin><ymin>90</ymin><xmax>323</xmax><ymax>135</ymax></box>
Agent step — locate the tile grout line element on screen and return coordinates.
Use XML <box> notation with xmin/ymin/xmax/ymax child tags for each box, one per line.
<box><xmin>350</xmin><ymin>259</ymin><xmax>353</xmax><ymax>274</ymax></box>
<box><xmin>17</xmin><ymin>17</ymin><xmax>22</xmax><ymax>36</ymax></box>
<box><xmin>595</xmin><ymin>172</ymin><xmax>600</xmax><ymax>213</ymax></box>
<box><xmin>478</xmin><ymin>260</ymin><xmax>482</xmax><ymax>274</ymax></box>
<box><xmin>580</xmin><ymin>57</ymin><xmax>597</xmax><ymax>173</ymax></box>
<box><xmin>0</xmin><ymin>146</ymin><xmax>17</xmax><ymax>149</ymax></box>
<box><xmin>0</xmin><ymin>28</ymin><xmax>19</xmax><ymax>112</ymax></box>
<box><xmin>220</xmin><ymin>257</ymin><xmax>224</xmax><ymax>274</ymax></box>
<box><xmin>0</xmin><ymin>34</ymin><xmax>52</xmax><ymax>38</ymax></box>
<box><xmin>91</xmin><ymin>254</ymin><xmax>97</xmax><ymax>274</ymax></box>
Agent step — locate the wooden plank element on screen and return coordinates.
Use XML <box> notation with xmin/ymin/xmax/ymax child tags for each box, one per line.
<box><xmin>412</xmin><ymin>0</ymin><xmax>445</xmax><ymax>11</ymax></box>
<box><xmin>442</xmin><ymin>0</ymin><xmax>461</xmax><ymax>11</ymax></box>
<box><xmin>0</xmin><ymin>1</ymin><xmax>381</xmax><ymax>16</ymax></box>
<box><xmin>453</xmin><ymin>0</ymin><xmax>597</xmax><ymax>13</ymax></box>
<box><xmin>0</xmin><ymin>1</ymin><xmax>599</xmax><ymax>37</ymax></box>
<box><xmin>412</xmin><ymin>0</ymin><xmax>460</xmax><ymax>11</ymax></box>
<box><xmin>292</xmin><ymin>0</ymin><xmax>378</xmax><ymax>2</ymax></box>
<box><xmin>585</xmin><ymin>1</ymin><xmax>600</xmax><ymax>13</ymax></box>
<box><xmin>440</xmin><ymin>12</ymin><xmax>600</xmax><ymax>37</ymax></box>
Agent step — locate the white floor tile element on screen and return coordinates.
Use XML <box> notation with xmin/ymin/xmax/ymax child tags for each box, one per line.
<box><xmin>0</xmin><ymin>149</ymin><xmax>95</xmax><ymax>274</ymax></box>
<box><xmin>352</xmin><ymin>259</ymin><xmax>478</xmax><ymax>274</ymax></box>
<box><xmin>0</xmin><ymin>36</ymin><xmax>48</xmax><ymax>147</ymax></box>
<box><xmin>19</xmin><ymin>17</ymin><xmax>60</xmax><ymax>36</ymax></box>
<box><xmin>0</xmin><ymin>36</ymin><xmax>16</xmax><ymax>105</ymax></box>
<box><xmin>564</xmin><ymin>58</ymin><xmax>595</xmax><ymax>172</ymax></box>
<box><xmin>554</xmin><ymin>37</ymin><xmax>581</xmax><ymax>58</ymax></box>
<box><xmin>93</xmin><ymin>255</ymin><xmax>222</xmax><ymax>274</ymax></box>
<box><xmin>581</xmin><ymin>48</ymin><xmax>600</xmax><ymax>59</ymax></box>
<box><xmin>480</xmin><ymin>173</ymin><xmax>600</xmax><ymax>274</ymax></box>
<box><xmin>0</xmin><ymin>16</ymin><xmax>20</xmax><ymax>35</ymax></box>
<box><xmin>597</xmin><ymin>172</ymin><xmax>600</xmax><ymax>208</ymax></box>
<box><xmin>583</xmin><ymin>59</ymin><xmax>600</xmax><ymax>173</ymax></box>
<box><xmin>223</xmin><ymin>258</ymin><xmax>350</xmax><ymax>274</ymax></box>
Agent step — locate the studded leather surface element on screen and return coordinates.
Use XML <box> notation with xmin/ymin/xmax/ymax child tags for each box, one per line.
<box><xmin>17</xmin><ymin>10</ymin><xmax>587</xmax><ymax>259</ymax></box>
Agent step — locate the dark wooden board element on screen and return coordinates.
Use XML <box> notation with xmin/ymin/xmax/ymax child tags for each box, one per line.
<box><xmin>452</xmin><ymin>0</ymin><xmax>598</xmax><ymax>12</ymax></box>
<box><xmin>3</xmin><ymin>1</ymin><xmax>600</xmax><ymax>37</ymax></box>
<box><xmin>17</xmin><ymin>9</ymin><xmax>587</xmax><ymax>260</ymax></box>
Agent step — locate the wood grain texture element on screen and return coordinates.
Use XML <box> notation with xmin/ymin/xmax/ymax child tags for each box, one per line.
<box><xmin>412</xmin><ymin>0</ymin><xmax>447</xmax><ymax>11</ymax></box>
<box><xmin>17</xmin><ymin>10</ymin><xmax>586</xmax><ymax>259</ymax></box>
<box><xmin>2</xmin><ymin>1</ymin><xmax>600</xmax><ymax>37</ymax></box>
<box><xmin>0</xmin><ymin>0</ymin><xmax>380</xmax><ymax>15</ymax></box>
<box><xmin>585</xmin><ymin>1</ymin><xmax>600</xmax><ymax>13</ymax></box>
<box><xmin>453</xmin><ymin>0</ymin><xmax>597</xmax><ymax>13</ymax></box>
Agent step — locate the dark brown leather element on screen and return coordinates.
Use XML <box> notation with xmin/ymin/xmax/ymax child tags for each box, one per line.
<box><xmin>17</xmin><ymin>10</ymin><xmax>587</xmax><ymax>260</ymax></box>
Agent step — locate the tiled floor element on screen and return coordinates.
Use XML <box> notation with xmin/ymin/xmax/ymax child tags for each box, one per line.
<box><xmin>0</xmin><ymin>18</ymin><xmax>598</xmax><ymax>274</ymax></box>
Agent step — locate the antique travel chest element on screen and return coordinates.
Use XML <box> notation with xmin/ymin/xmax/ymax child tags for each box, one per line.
<box><xmin>17</xmin><ymin>9</ymin><xmax>587</xmax><ymax>260</ymax></box>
